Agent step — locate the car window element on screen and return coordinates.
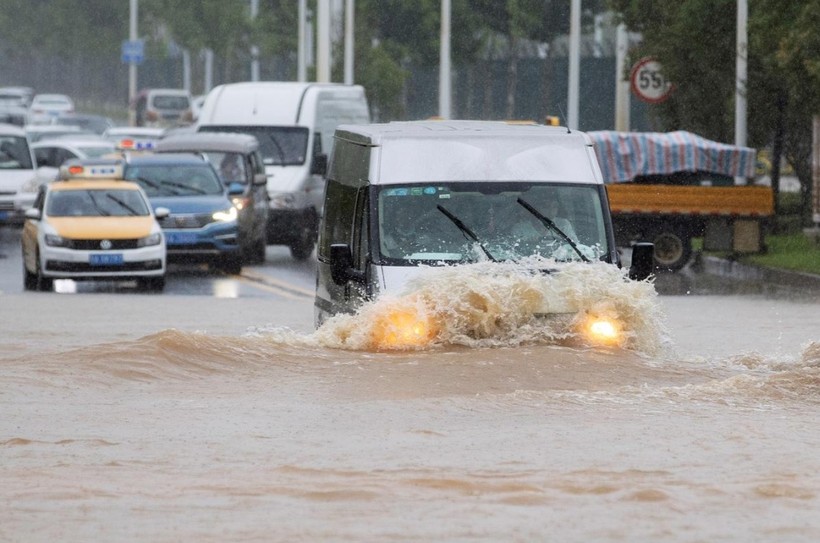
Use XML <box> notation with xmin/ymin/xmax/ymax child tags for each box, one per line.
<box><xmin>0</xmin><ymin>135</ymin><xmax>33</xmax><ymax>169</ymax></box>
<box><xmin>151</xmin><ymin>95</ymin><xmax>190</xmax><ymax>110</ymax></box>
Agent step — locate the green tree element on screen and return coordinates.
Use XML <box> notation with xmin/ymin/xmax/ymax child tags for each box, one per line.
<box><xmin>609</xmin><ymin>0</ymin><xmax>819</xmax><ymax>226</ymax></box>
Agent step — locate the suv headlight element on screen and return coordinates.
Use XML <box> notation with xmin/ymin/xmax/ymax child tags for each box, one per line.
<box><xmin>212</xmin><ymin>207</ymin><xmax>238</xmax><ymax>223</ymax></box>
<box><xmin>137</xmin><ymin>232</ymin><xmax>162</xmax><ymax>247</ymax></box>
<box><xmin>44</xmin><ymin>233</ymin><xmax>71</xmax><ymax>247</ymax></box>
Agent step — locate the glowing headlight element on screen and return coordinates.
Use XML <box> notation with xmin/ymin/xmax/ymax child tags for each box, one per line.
<box><xmin>212</xmin><ymin>207</ymin><xmax>238</xmax><ymax>222</ymax></box>
<box><xmin>373</xmin><ymin>308</ymin><xmax>436</xmax><ymax>350</ymax></box>
<box><xmin>583</xmin><ymin>315</ymin><xmax>622</xmax><ymax>346</ymax></box>
<box><xmin>44</xmin><ymin>233</ymin><xmax>71</xmax><ymax>247</ymax></box>
<box><xmin>137</xmin><ymin>232</ymin><xmax>162</xmax><ymax>247</ymax></box>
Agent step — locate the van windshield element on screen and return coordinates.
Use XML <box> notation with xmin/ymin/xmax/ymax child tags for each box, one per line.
<box><xmin>199</xmin><ymin>125</ymin><xmax>308</xmax><ymax>166</ymax></box>
<box><xmin>376</xmin><ymin>182</ymin><xmax>609</xmax><ymax>264</ymax></box>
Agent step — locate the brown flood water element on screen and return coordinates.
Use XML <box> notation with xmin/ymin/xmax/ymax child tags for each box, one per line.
<box><xmin>1</xmin><ymin>266</ymin><xmax>819</xmax><ymax>542</ymax></box>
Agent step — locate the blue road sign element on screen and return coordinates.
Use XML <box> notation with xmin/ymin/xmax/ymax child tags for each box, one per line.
<box><xmin>121</xmin><ymin>39</ymin><xmax>145</xmax><ymax>64</ymax></box>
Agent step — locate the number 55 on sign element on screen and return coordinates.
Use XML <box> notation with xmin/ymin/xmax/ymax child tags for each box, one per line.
<box><xmin>630</xmin><ymin>57</ymin><xmax>674</xmax><ymax>104</ymax></box>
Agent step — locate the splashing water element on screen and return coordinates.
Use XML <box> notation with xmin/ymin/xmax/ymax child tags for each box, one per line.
<box><xmin>313</xmin><ymin>259</ymin><xmax>665</xmax><ymax>353</ymax></box>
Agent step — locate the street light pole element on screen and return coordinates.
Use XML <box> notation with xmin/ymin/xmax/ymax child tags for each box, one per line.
<box><xmin>297</xmin><ymin>0</ymin><xmax>307</xmax><ymax>82</ymax></box>
<box><xmin>735</xmin><ymin>0</ymin><xmax>747</xmax><ymax>148</ymax></box>
<box><xmin>344</xmin><ymin>0</ymin><xmax>354</xmax><ymax>85</ymax></box>
<box><xmin>250</xmin><ymin>0</ymin><xmax>260</xmax><ymax>81</ymax></box>
<box><xmin>567</xmin><ymin>0</ymin><xmax>581</xmax><ymax>130</ymax></box>
<box><xmin>316</xmin><ymin>0</ymin><xmax>331</xmax><ymax>82</ymax></box>
<box><xmin>128</xmin><ymin>0</ymin><xmax>138</xmax><ymax>127</ymax></box>
<box><xmin>438</xmin><ymin>0</ymin><xmax>451</xmax><ymax>119</ymax></box>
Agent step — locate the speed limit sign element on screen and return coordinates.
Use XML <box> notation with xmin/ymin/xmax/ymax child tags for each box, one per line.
<box><xmin>630</xmin><ymin>57</ymin><xmax>673</xmax><ymax>104</ymax></box>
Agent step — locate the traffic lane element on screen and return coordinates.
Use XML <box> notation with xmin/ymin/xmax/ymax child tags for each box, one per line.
<box><xmin>0</xmin><ymin>226</ymin><xmax>316</xmax><ymax>300</ymax></box>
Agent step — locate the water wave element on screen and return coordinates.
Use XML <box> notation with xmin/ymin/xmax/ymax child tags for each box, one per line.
<box><xmin>312</xmin><ymin>259</ymin><xmax>665</xmax><ymax>353</ymax></box>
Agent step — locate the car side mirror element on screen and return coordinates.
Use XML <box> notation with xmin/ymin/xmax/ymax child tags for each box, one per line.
<box><xmin>154</xmin><ymin>206</ymin><xmax>170</xmax><ymax>220</ymax></box>
<box><xmin>311</xmin><ymin>153</ymin><xmax>328</xmax><ymax>176</ymax></box>
<box><xmin>227</xmin><ymin>182</ymin><xmax>245</xmax><ymax>196</ymax></box>
<box><xmin>629</xmin><ymin>242</ymin><xmax>654</xmax><ymax>281</ymax></box>
<box><xmin>253</xmin><ymin>172</ymin><xmax>267</xmax><ymax>186</ymax></box>
<box><xmin>25</xmin><ymin>208</ymin><xmax>41</xmax><ymax>220</ymax></box>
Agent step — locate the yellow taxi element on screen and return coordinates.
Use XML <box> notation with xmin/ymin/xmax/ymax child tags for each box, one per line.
<box><xmin>21</xmin><ymin>160</ymin><xmax>168</xmax><ymax>291</ymax></box>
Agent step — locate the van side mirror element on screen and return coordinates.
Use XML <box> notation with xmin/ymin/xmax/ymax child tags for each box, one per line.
<box><xmin>330</xmin><ymin>243</ymin><xmax>365</xmax><ymax>285</ymax></box>
<box><xmin>628</xmin><ymin>242</ymin><xmax>654</xmax><ymax>281</ymax></box>
<box><xmin>311</xmin><ymin>153</ymin><xmax>328</xmax><ymax>176</ymax></box>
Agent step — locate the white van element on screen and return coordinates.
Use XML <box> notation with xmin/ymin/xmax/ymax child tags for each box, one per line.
<box><xmin>314</xmin><ymin>120</ymin><xmax>653</xmax><ymax>325</ymax></box>
<box><xmin>0</xmin><ymin>123</ymin><xmax>57</xmax><ymax>225</ymax></box>
<box><xmin>196</xmin><ymin>82</ymin><xmax>370</xmax><ymax>260</ymax></box>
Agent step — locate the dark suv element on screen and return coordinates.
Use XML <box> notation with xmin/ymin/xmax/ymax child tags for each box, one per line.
<box><xmin>154</xmin><ymin>132</ymin><xmax>269</xmax><ymax>264</ymax></box>
<box><xmin>122</xmin><ymin>153</ymin><xmax>243</xmax><ymax>274</ymax></box>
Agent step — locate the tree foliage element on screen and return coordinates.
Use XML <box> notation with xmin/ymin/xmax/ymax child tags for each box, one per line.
<box><xmin>609</xmin><ymin>0</ymin><xmax>819</xmax><ymax>223</ymax></box>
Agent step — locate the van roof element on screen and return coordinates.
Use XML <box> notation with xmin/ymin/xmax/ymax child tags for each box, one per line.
<box><xmin>333</xmin><ymin>120</ymin><xmax>602</xmax><ymax>185</ymax></box>
<box><xmin>199</xmin><ymin>82</ymin><xmax>366</xmax><ymax>126</ymax></box>
<box><xmin>155</xmin><ymin>132</ymin><xmax>259</xmax><ymax>154</ymax></box>
<box><xmin>335</xmin><ymin>120</ymin><xmax>588</xmax><ymax>142</ymax></box>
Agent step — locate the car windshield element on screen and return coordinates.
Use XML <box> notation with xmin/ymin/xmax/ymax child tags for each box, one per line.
<box><xmin>124</xmin><ymin>164</ymin><xmax>225</xmax><ymax>196</ymax></box>
<box><xmin>0</xmin><ymin>135</ymin><xmax>33</xmax><ymax>169</ymax></box>
<box><xmin>47</xmin><ymin>189</ymin><xmax>150</xmax><ymax>217</ymax></box>
<box><xmin>376</xmin><ymin>182</ymin><xmax>609</xmax><ymax>264</ymax></box>
<box><xmin>199</xmin><ymin>125</ymin><xmax>308</xmax><ymax>166</ymax></box>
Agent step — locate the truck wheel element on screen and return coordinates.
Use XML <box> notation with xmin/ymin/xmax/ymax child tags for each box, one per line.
<box><xmin>652</xmin><ymin>228</ymin><xmax>692</xmax><ymax>271</ymax></box>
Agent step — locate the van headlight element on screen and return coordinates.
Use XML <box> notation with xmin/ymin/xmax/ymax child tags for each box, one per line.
<box><xmin>372</xmin><ymin>307</ymin><xmax>437</xmax><ymax>350</ymax></box>
<box><xmin>212</xmin><ymin>207</ymin><xmax>238</xmax><ymax>222</ymax></box>
<box><xmin>137</xmin><ymin>232</ymin><xmax>162</xmax><ymax>247</ymax></box>
<box><xmin>580</xmin><ymin>314</ymin><xmax>623</xmax><ymax>346</ymax></box>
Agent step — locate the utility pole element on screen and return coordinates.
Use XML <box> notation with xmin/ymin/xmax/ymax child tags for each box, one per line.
<box><xmin>438</xmin><ymin>0</ymin><xmax>451</xmax><ymax>119</ymax></box>
<box><xmin>567</xmin><ymin>0</ymin><xmax>581</xmax><ymax>130</ymax></box>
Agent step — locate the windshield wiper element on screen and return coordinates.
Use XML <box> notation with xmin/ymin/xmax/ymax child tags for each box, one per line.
<box><xmin>436</xmin><ymin>204</ymin><xmax>497</xmax><ymax>262</ymax></box>
<box><xmin>516</xmin><ymin>197</ymin><xmax>589</xmax><ymax>262</ymax></box>
<box><xmin>266</xmin><ymin>134</ymin><xmax>287</xmax><ymax>165</ymax></box>
<box><xmin>160</xmin><ymin>180</ymin><xmax>207</xmax><ymax>195</ymax></box>
<box><xmin>85</xmin><ymin>191</ymin><xmax>110</xmax><ymax>216</ymax></box>
<box><xmin>105</xmin><ymin>194</ymin><xmax>139</xmax><ymax>216</ymax></box>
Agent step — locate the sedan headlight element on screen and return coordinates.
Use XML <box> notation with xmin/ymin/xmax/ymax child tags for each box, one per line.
<box><xmin>137</xmin><ymin>232</ymin><xmax>162</xmax><ymax>247</ymax></box>
<box><xmin>212</xmin><ymin>206</ymin><xmax>238</xmax><ymax>222</ymax></box>
<box><xmin>44</xmin><ymin>233</ymin><xmax>71</xmax><ymax>247</ymax></box>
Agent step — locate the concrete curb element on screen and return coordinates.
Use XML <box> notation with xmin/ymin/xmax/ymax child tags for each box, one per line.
<box><xmin>693</xmin><ymin>253</ymin><xmax>820</xmax><ymax>291</ymax></box>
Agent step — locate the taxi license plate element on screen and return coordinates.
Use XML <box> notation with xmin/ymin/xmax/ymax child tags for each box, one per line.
<box><xmin>166</xmin><ymin>232</ymin><xmax>198</xmax><ymax>245</ymax></box>
<box><xmin>90</xmin><ymin>253</ymin><xmax>123</xmax><ymax>265</ymax></box>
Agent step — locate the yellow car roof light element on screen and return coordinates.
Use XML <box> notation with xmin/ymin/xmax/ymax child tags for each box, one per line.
<box><xmin>60</xmin><ymin>159</ymin><xmax>124</xmax><ymax>181</ymax></box>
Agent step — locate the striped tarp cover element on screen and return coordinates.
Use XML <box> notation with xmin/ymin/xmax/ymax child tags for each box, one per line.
<box><xmin>587</xmin><ymin>131</ymin><xmax>757</xmax><ymax>183</ymax></box>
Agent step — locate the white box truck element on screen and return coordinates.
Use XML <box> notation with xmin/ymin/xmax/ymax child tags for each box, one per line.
<box><xmin>196</xmin><ymin>82</ymin><xmax>370</xmax><ymax>259</ymax></box>
<box><xmin>315</xmin><ymin>120</ymin><xmax>654</xmax><ymax>332</ymax></box>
